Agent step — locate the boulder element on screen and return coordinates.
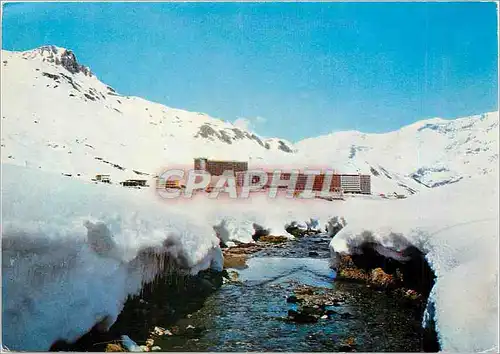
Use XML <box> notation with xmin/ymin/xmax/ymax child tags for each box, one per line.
<box><xmin>287</xmin><ymin>309</ymin><xmax>318</xmax><ymax>323</ymax></box>
<box><xmin>223</xmin><ymin>254</ymin><xmax>248</xmax><ymax>269</ymax></box>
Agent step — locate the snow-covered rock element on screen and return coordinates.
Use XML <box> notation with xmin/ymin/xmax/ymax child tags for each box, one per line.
<box><xmin>325</xmin><ymin>216</ymin><xmax>347</xmax><ymax>237</ymax></box>
<box><xmin>213</xmin><ymin>216</ymin><xmax>255</xmax><ymax>245</ymax></box>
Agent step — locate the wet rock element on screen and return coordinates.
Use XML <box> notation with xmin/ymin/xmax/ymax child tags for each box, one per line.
<box><xmin>259</xmin><ymin>235</ymin><xmax>289</xmax><ymax>243</ymax></box>
<box><xmin>223</xmin><ymin>242</ymin><xmax>265</xmax><ymax>255</ymax></box>
<box><xmin>293</xmin><ymin>285</ymin><xmax>347</xmax><ymax>308</ymax></box>
<box><xmin>145</xmin><ymin>339</ymin><xmax>154</xmax><ymax>347</ymax></box>
<box><xmin>340</xmin><ymin>312</ymin><xmax>354</xmax><ymax>319</ymax></box>
<box><xmin>285</xmin><ymin>284</ymin><xmax>353</xmax><ymax>322</ymax></box>
<box><xmin>287</xmin><ymin>309</ymin><xmax>319</xmax><ymax>323</ymax></box>
<box><xmin>308</xmin><ymin>251</ymin><xmax>319</xmax><ymax>257</ymax></box>
<box><xmin>182</xmin><ymin>324</ymin><xmax>205</xmax><ymax>338</ymax></box>
<box><xmin>325</xmin><ymin>309</ymin><xmax>337</xmax><ymax>317</ymax></box>
<box><xmin>336</xmin><ymin>242</ymin><xmax>436</xmax><ymax>299</ymax></box>
<box><xmin>105</xmin><ymin>343</ymin><xmax>126</xmax><ymax>352</ymax></box>
<box><xmin>223</xmin><ymin>254</ymin><xmax>248</xmax><ymax>269</ymax></box>
<box><xmin>284</xmin><ymin>225</ymin><xmax>305</xmax><ymax>238</ymax></box>
<box><xmin>371</xmin><ymin>268</ymin><xmax>395</xmax><ymax>287</ymax></box>
<box><xmin>228</xmin><ymin>270</ymin><xmax>240</xmax><ymax>282</ymax></box>
<box><xmin>301</xmin><ymin>306</ymin><xmax>323</xmax><ymax>316</ymax></box>
<box><xmin>337</xmin><ymin>255</ymin><xmax>400</xmax><ymax>289</ymax></box>
<box><xmin>151</xmin><ymin>327</ymin><xmax>172</xmax><ymax>336</ymax></box>
<box><xmin>399</xmin><ymin>288</ymin><xmax>421</xmax><ymax>301</ymax></box>
<box><xmin>286</xmin><ymin>295</ymin><xmax>300</xmax><ymax>303</ymax></box>
<box><xmin>294</xmin><ymin>285</ymin><xmax>315</xmax><ymax>296</ymax></box>
<box><xmin>222</xmin><ymin>270</ymin><xmax>241</xmax><ymax>284</ymax></box>
<box><xmin>337</xmin><ymin>337</ymin><xmax>357</xmax><ymax>352</ymax></box>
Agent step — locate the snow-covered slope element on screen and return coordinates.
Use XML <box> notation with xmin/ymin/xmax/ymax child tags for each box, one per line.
<box><xmin>1</xmin><ymin>46</ymin><xmax>296</xmax><ymax>184</ymax></box>
<box><xmin>2</xmin><ymin>45</ymin><xmax>498</xmax><ymax>352</ymax></box>
<box><xmin>2</xmin><ymin>46</ymin><xmax>497</xmax><ymax>197</ymax></box>
<box><xmin>329</xmin><ymin>168</ymin><xmax>499</xmax><ymax>352</ymax></box>
<box><xmin>295</xmin><ymin>112</ymin><xmax>499</xmax><ymax>190</ymax></box>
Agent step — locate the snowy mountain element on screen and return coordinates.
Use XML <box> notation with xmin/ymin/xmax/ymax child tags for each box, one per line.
<box><xmin>295</xmin><ymin>112</ymin><xmax>499</xmax><ymax>191</ymax></box>
<box><xmin>1</xmin><ymin>46</ymin><xmax>498</xmax><ymax>196</ymax></box>
<box><xmin>2</xmin><ymin>46</ymin><xmax>498</xmax><ymax>353</ymax></box>
<box><xmin>1</xmin><ymin>46</ymin><xmax>295</xmax><ymax>183</ymax></box>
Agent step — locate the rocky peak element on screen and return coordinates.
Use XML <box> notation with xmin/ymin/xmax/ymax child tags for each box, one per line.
<box><xmin>25</xmin><ymin>45</ymin><xmax>93</xmax><ymax>77</ymax></box>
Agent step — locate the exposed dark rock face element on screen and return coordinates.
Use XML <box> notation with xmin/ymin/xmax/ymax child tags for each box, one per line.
<box><xmin>249</xmin><ymin>133</ymin><xmax>266</xmax><ymax>148</ymax></box>
<box><xmin>410</xmin><ymin>166</ymin><xmax>463</xmax><ymax>188</ymax></box>
<box><xmin>218</xmin><ymin>130</ymin><xmax>233</xmax><ymax>144</ymax></box>
<box><xmin>337</xmin><ymin>242</ymin><xmax>435</xmax><ymax>298</ymax></box>
<box><xmin>348</xmin><ymin>145</ymin><xmax>371</xmax><ymax>159</ymax></box>
<box><xmin>60</xmin><ymin>73</ymin><xmax>82</xmax><ymax>91</ymax></box>
<box><xmin>378</xmin><ymin>166</ymin><xmax>393</xmax><ymax>179</ymax></box>
<box><xmin>194</xmin><ymin>125</ymin><xmax>289</xmax><ymax>152</ymax></box>
<box><xmin>37</xmin><ymin>45</ymin><xmax>93</xmax><ymax>76</ymax></box>
<box><xmin>284</xmin><ymin>224</ymin><xmax>322</xmax><ymax>238</ymax></box>
<box><xmin>252</xmin><ymin>223</ymin><xmax>271</xmax><ymax>241</ymax></box>
<box><xmin>277</xmin><ymin>140</ymin><xmax>293</xmax><ymax>153</ymax></box>
<box><xmin>370</xmin><ymin>166</ymin><xmax>380</xmax><ymax>176</ymax></box>
<box><xmin>49</xmin><ymin>317</ymin><xmax>115</xmax><ymax>352</ymax></box>
<box><xmin>258</xmin><ymin>235</ymin><xmax>289</xmax><ymax>243</ymax></box>
<box><xmin>287</xmin><ymin>308</ymin><xmax>319</xmax><ymax>323</ymax></box>
<box><xmin>398</xmin><ymin>182</ymin><xmax>418</xmax><ymax>195</ymax></box>
<box><xmin>42</xmin><ymin>72</ymin><xmax>60</xmax><ymax>81</ymax></box>
<box><xmin>333</xmin><ymin>241</ymin><xmax>439</xmax><ymax>351</ymax></box>
<box><xmin>195</xmin><ymin>124</ymin><xmax>222</xmax><ymax>141</ymax></box>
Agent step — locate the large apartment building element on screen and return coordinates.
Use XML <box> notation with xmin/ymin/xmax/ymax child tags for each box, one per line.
<box><xmin>193</xmin><ymin>158</ymin><xmax>371</xmax><ymax>195</ymax></box>
<box><xmin>194</xmin><ymin>158</ymin><xmax>248</xmax><ymax>176</ymax></box>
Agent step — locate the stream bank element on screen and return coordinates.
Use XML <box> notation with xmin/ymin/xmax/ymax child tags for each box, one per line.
<box><xmin>51</xmin><ymin>234</ymin><xmax>438</xmax><ymax>352</ymax></box>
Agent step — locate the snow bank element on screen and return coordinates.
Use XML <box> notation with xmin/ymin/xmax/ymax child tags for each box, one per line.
<box><xmin>204</xmin><ymin>196</ymin><xmax>349</xmax><ymax>240</ymax></box>
<box><xmin>329</xmin><ymin>172</ymin><xmax>499</xmax><ymax>352</ymax></box>
<box><xmin>2</xmin><ymin>164</ymin><xmax>222</xmax><ymax>351</ymax></box>
<box><xmin>2</xmin><ymin>164</ymin><xmax>346</xmax><ymax>351</ymax></box>
<box><xmin>213</xmin><ymin>216</ymin><xmax>255</xmax><ymax>245</ymax></box>
<box><xmin>5</xmin><ymin>160</ymin><xmax>495</xmax><ymax>352</ymax></box>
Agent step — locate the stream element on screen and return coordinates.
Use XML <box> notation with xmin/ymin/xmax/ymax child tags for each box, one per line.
<box><xmin>144</xmin><ymin>235</ymin><xmax>427</xmax><ymax>352</ymax></box>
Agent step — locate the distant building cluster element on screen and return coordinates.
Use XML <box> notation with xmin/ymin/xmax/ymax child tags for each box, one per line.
<box><xmin>192</xmin><ymin>158</ymin><xmax>371</xmax><ymax>195</ymax></box>
<box><xmin>93</xmin><ymin>174</ymin><xmax>148</xmax><ymax>188</ymax></box>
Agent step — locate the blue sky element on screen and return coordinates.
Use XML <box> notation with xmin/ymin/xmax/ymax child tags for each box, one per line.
<box><xmin>2</xmin><ymin>2</ymin><xmax>498</xmax><ymax>142</ymax></box>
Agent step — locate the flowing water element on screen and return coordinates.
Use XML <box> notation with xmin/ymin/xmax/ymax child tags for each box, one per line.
<box><xmin>148</xmin><ymin>236</ymin><xmax>427</xmax><ymax>352</ymax></box>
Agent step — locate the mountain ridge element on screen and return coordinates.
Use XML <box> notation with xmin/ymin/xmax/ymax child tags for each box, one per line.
<box><xmin>2</xmin><ymin>46</ymin><xmax>498</xmax><ymax>196</ymax></box>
